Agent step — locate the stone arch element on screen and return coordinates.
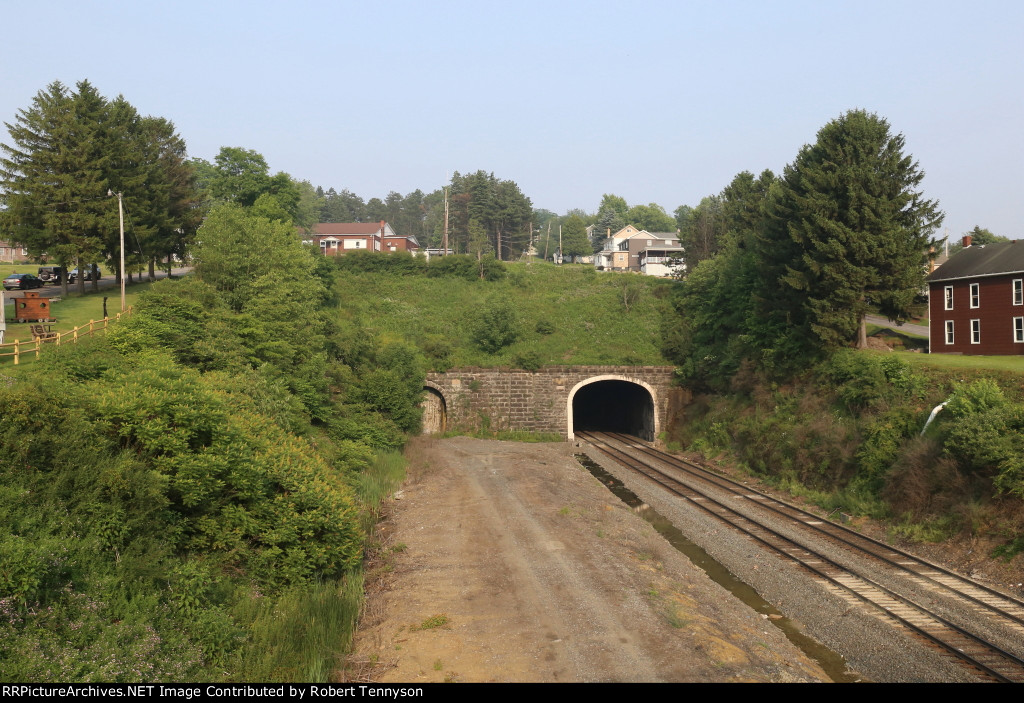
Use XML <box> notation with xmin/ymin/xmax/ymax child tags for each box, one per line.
<box><xmin>421</xmin><ymin>382</ymin><xmax>448</xmax><ymax>435</ymax></box>
<box><xmin>566</xmin><ymin>374</ymin><xmax>658</xmax><ymax>441</ymax></box>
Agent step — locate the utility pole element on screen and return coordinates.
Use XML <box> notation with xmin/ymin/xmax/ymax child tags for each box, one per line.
<box><xmin>442</xmin><ymin>185</ymin><xmax>449</xmax><ymax>256</ymax></box>
<box><xmin>108</xmin><ymin>190</ymin><xmax>126</xmax><ymax>312</ymax></box>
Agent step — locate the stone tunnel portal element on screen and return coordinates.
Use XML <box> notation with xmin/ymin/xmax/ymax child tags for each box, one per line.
<box><xmin>421</xmin><ymin>387</ymin><xmax>447</xmax><ymax>435</ymax></box>
<box><xmin>569</xmin><ymin>378</ymin><xmax>656</xmax><ymax>441</ymax></box>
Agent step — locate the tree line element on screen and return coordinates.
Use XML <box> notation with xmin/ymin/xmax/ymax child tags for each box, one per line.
<box><xmin>0</xmin><ymin>80</ymin><xmax>201</xmax><ymax>293</ymax></box>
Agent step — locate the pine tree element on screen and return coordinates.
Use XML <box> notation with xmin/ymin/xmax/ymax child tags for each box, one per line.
<box><xmin>560</xmin><ymin>214</ymin><xmax>591</xmax><ymax>261</ymax></box>
<box><xmin>761</xmin><ymin>109</ymin><xmax>944</xmax><ymax>353</ymax></box>
<box><xmin>1</xmin><ymin>81</ymin><xmax>201</xmax><ymax>292</ymax></box>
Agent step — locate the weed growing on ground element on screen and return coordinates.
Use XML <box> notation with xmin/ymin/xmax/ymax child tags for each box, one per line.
<box><xmin>413</xmin><ymin>614</ymin><xmax>449</xmax><ymax>631</ymax></box>
<box><xmin>433</xmin><ymin>659</ymin><xmax>443</xmax><ymax>671</ymax></box>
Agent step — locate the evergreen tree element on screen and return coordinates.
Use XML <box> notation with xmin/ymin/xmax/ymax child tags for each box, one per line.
<box><xmin>560</xmin><ymin>214</ymin><xmax>591</xmax><ymax>261</ymax></box>
<box><xmin>2</xmin><ymin>81</ymin><xmax>201</xmax><ymax>291</ymax></box>
<box><xmin>1</xmin><ymin>81</ymin><xmax>116</xmax><ymax>294</ymax></box>
<box><xmin>761</xmin><ymin>110</ymin><xmax>944</xmax><ymax>352</ymax></box>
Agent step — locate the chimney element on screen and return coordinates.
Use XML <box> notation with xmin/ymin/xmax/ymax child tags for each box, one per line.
<box><xmin>962</xmin><ymin>234</ymin><xmax>972</xmax><ymax>248</ymax></box>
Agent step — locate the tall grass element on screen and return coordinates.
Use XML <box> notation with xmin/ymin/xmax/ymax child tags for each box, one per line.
<box><xmin>229</xmin><ymin>575</ymin><xmax>364</xmax><ymax>682</ymax></box>
<box><xmin>356</xmin><ymin>451</ymin><xmax>407</xmax><ymax>538</ymax></box>
<box><xmin>228</xmin><ymin>450</ymin><xmax>407</xmax><ymax>682</ymax></box>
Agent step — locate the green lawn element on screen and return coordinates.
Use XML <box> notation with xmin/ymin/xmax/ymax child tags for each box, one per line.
<box><xmin>0</xmin><ymin>263</ymin><xmax>40</xmax><ymax>279</ymax></box>
<box><xmin>896</xmin><ymin>350</ymin><xmax>1024</xmax><ymax>373</ymax></box>
<box><xmin>2</xmin><ymin>281</ymin><xmax>152</xmax><ymax>343</ymax></box>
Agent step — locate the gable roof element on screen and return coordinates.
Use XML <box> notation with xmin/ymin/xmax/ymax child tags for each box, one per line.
<box><xmin>313</xmin><ymin>222</ymin><xmax>385</xmax><ymax>236</ymax></box>
<box><xmin>926</xmin><ymin>240</ymin><xmax>1024</xmax><ymax>283</ymax></box>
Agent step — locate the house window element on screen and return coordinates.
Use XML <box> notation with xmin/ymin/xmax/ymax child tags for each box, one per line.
<box><xmin>1014</xmin><ymin>279</ymin><xmax>1022</xmax><ymax>306</ymax></box>
<box><xmin>944</xmin><ymin>286</ymin><xmax>953</xmax><ymax>310</ymax></box>
<box><xmin>945</xmin><ymin>320</ymin><xmax>954</xmax><ymax>345</ymax></box>
<box><xmin>970</xmin><ymin>282</ymin><xmax>980</xmax><ymax>308</ymax></box>
<box><xmin>971</xmin><ymin>319</ymin><xmax>981</xmax><ymax>344</ymax></box>
<box><xmin>1015</xmin><ymin>317</ymin><xmax>1024</xmax><ymax>343</ymax></box>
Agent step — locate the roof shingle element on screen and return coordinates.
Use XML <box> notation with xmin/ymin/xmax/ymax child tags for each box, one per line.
<box><xmin>926</xmin><ymin>240</ymin><xmax>1024</xmax><ymax>282</ymax></box>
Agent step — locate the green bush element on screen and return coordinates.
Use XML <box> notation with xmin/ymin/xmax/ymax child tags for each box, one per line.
<box><xmin>945</xmin><ymin>378</ymin><xmax>1006</xmax><ymax>418</ymax></box>
<box><xmin>820</xmin><ymin>350</ymin><xmax>923</xmax><ymax>412</ymax></box>
<box><xmin>513</xmin><ymin>350</ymin><xmax>543</xmax><ymax>372</ymax></box>
<box><xmin>334</xmin><ymin>250</ymin><xmax>427</xmax><ymax>276</ymax></box>
<box><xmin>534</xmin><ymin>319</ymin><xmax>555</xmax><ymax>335</ymax></box>
<box><xmin>471</xmin><ymin>298</ymin><xmax>519</xmax><ymax>353</ymax></box>
<box><xmin>427</xmin><ymin>254</ymin><xmax>506</xmax><ymax>282</ymax></box>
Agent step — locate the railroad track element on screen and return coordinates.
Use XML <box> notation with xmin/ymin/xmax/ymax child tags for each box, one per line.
<box><xmin>576</xmin><ymin>430</ymin><xmax>1024</xmax><ymax>683</ymax></box>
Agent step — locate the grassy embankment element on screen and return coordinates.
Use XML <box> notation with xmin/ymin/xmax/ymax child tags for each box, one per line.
<box><xmin>334</xmin><ymin>260</ymin><xmax>672</xmax><ymax>369</ymax></box>
<box><xmin>668</xmin><ymin>346</ymin><xmax>1024</xmax><ymax>559</ymax></box>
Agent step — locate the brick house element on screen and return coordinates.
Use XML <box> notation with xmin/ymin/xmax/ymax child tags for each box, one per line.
<box><xmin>926</xmin><ymin>237</ymin><xmax>1024</xmax><ymax>355</ymax></box>
<box><xmin>309</xmin><ymin>222</ymin><xmax>419</xmax><ymax>255</ymax></box>
<box><xmin>0</xmin><ymin>240</ymin><xmax>30</xmax><ymax>262</ymax></box>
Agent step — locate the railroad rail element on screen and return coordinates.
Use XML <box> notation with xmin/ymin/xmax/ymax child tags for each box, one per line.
<box><xmin>577</xmin><ymin>430</ymin><xmax>1024</xmax><ymax>683</ymax></box>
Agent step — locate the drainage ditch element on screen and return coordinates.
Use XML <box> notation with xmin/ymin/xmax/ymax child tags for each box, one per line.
<box><xmin>576</xmin><ymin>452</ymin><xmax>858</xmax><ymax>683</ymax></box>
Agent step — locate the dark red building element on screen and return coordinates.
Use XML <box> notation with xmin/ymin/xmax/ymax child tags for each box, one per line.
<box><xmin>926</xmin><ymin>238</ymin><xmax>1024</xmax><ymax>355</ymax></box>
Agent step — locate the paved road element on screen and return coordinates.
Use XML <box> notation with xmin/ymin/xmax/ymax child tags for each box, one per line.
<box><xmin>865</xmin><ymin>313</ymin><xmax>928</xmax><ymax>338</ymax></box>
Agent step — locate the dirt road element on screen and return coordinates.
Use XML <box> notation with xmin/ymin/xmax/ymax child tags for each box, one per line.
<box><xmin>348</xmin><ymin>437</ymin><xmax>829</xmax><ymax>683</ymax></box>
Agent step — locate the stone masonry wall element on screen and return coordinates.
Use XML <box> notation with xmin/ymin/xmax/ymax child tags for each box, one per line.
<box><xmin>424</xmin><ymin>365</ymin><xmax>677</xmax><ymax>439</ymax></box>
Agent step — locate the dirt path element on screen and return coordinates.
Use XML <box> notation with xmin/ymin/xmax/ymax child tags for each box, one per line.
<box><xmin>347</xmin><ymin>437</ymin><xmax>829</xmax><ymax>683</ymax></box>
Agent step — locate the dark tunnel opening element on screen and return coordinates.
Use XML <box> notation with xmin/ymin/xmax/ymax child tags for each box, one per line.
<box><xmin>572</xmin><ymin>380</ymin><xmax>655</xmax><ymax>441</ymax></box>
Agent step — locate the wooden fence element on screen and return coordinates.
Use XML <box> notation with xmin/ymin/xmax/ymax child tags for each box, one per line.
<box><xmin>0</xmin><ymin>307</ymin><xmax>133</xmax><ymax>365</ymax></box>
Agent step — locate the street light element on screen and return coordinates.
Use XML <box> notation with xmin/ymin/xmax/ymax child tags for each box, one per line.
<box><xmin>108</xmin><ymin>189</ymin><xmax>125</xmax><ymax>313</ymax></box>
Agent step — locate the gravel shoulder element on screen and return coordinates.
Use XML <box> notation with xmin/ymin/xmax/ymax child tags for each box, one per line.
<box><xmin>347</xmin><ymin>436</ymin><xmax>829</xmax><ymax>683</ymax></box>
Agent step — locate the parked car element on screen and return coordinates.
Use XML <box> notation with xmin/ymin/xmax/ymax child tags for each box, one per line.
<box><xmin>3</xmin><ymin>273</ymin><xmax>45</xmax><ymax>290</ymax></box>
<box><xmin>37</xmin><ymin>265</ymin><xmax>66</xmax><ymax>284</ymax></box>
<box><xmin>67</xmin><ymin>265</ymin><xmax>101</xmax><ymax>283</ymax></box>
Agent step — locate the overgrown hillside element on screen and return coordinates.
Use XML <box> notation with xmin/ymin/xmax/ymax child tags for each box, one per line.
<box><xmin>0</xmin><ymin>206</ymin><xmax>421</xmax><ymax>682</ymax></box>
<box><xmin>669</xmin><ymin>351</ymin><xmax>1024</xmax><ymax>560</ymax></box>
<box><xmin>332</xmin><ymin>252</ymin><xmax>673</xmax><ymax>370</ymax></box>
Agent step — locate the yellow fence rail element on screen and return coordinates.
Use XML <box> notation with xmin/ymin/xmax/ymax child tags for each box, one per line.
<box><xmin>0</xmin><ymin>307</ymin><xmax>133</xmax><ymax>365</ymax></box>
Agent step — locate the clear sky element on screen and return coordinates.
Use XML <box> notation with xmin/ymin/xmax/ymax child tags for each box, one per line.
<box><xmin>2</xmin><ymin>0</ymin><xmax>1022</xmax><ymax>241</ymax></box>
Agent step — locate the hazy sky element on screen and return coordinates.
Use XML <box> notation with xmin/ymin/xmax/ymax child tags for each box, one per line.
<box><xmin>2</xmin><ymin>0</ymin><xmax>1022</xmax><ymax>241</ymax></box>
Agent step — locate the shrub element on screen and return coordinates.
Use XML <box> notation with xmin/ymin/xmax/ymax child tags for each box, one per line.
<box><xmin>513</xmin><ymin>350</ymin><xmax>543</xmax><ymax>372</ymax></box>
<box><xmin>471</xmin><ymin>298</ymin><xmax>519</xmax><ymax>353</ymax></box>
<box><xmin>534</xmin><ymin>319</ymin><xmax>555</xmax><ymax>335</ymax></box>
<box><xmin>426</xmin><ymin>254</ymin><xmax>506</xmax><ymax>282</ymax></box>
<box><xmin>820</xmin><ymin>350</ymin><xmax>922</xmax><ymax>412</ymax></box>
<box><xmin>334</xmin><ymin>250</ymin><xmax>426</xmax><ymax>276</ymax></box>
<box><xmin>945</xmin><ymin>378</ymin><xmax>1006</xmax><ymax>419</ymax></box>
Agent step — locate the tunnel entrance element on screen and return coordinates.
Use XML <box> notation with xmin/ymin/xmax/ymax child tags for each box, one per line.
<box><xmin>421</xmin><ymin>387</ymin><xmax>447</xmax><ymax>435</ymax></box>
<box><xmin>570</xmin><ymin>379</ymin><xmax>655</xmax><ymax>441</ymax></box>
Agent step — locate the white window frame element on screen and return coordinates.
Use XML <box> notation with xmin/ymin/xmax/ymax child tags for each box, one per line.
<box><xmin>1014</xmin><ymin>317</ymin><xmax>1024</xmax><ymax>343</ymax></box>
<box><xmin>1013</xmin><ymin>279</ymin><xmax>1022</xmax><ymax>306</ymax></box>
<box><xmin>944</xmin><ymin>285</ymin><xmax>953</xmax><ymax>310</ymax></box>
<box><xmin>971</xmin><ymin>319</ymin><xmax>981</xmax><ymax>344</ymax></box>
<box><xmin>970</xmin><ymin>282</ymin><xmax>980</xmax><ymax>308</ymax></box>
<box><xmin>945</xmin><ymin>320</ymin><xmax>954</xmax><ymax>345</ymax></box>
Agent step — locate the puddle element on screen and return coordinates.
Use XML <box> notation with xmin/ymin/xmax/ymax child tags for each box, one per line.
<box><xmin>576</xmin><ymin>452</ymin><xmax>858</xmax><ymax>683</ymax></box>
